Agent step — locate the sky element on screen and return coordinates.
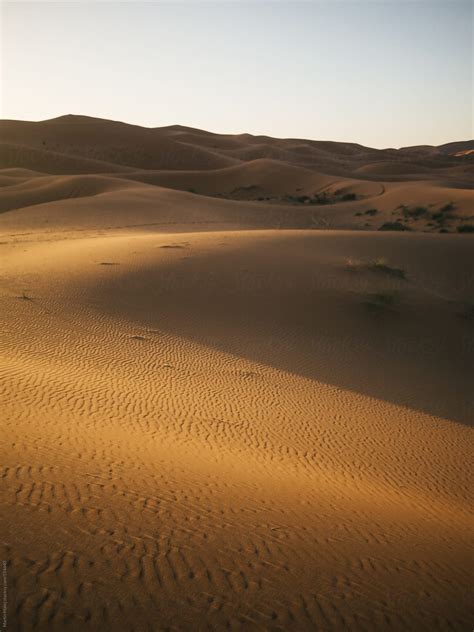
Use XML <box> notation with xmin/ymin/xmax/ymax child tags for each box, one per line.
<box><xmin>0</xmin><ymin>0</ymin><xmax>472</xmax><ymax>148</ymax></box>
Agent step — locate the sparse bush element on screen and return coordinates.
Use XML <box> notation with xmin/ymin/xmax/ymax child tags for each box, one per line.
<box><xmin>365</xmin><ymin>209</ymin><xmax>378</xmax><ymax>216</ymax></box>
<box><xmin>378</xmin><ymin>222</ymin><xmax>412</xmax><ymax>231</ymax></box>
<box><xmin>347</xmin><ymin>257</ymin><xmax>406</xmax><ymax>279</ymax></box>
<box><xmin>432</xmin><ymin>202</ymin><xmax>455</xmax><ymax>221</ymax></box>
<box><xmin>311</xmin><ymin>192</ymin><xmax>331</xmax><ymax>205</ymax></box>
<box><xmin>187</xmin><ymin>187</ymin><xmax>197</xmax><ymax>194</ymax></box>
<box><xmin>457</xmin><ymin>224</ymin><xmax>474</xmax><ymax>233</ymax></box>
<box><xmin>341</xmin><ymin>193</ymin><xmax>357</xmax><ymax>201</ymax></box>
<box><xmin>404</xmin><ymin>206</ymin><xmax>427</xmax><ymax>218</ymax></box>
<box><xmin>440</xmin><ymin>202</ymin><xmax>455</xmax><ymax>213</ymax></box>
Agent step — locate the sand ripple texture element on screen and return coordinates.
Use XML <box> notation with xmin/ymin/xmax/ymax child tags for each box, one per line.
<box><xmin>0</xmin><ymin>229</ymin><xmax>472</xmax><ymax>631</ymax></box>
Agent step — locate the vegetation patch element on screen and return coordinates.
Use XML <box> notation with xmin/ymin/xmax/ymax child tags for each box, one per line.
<box><xmin>378</xmin><ymin>222</ymin><xmax>412</xmax><ymax>231</ymax></box>
<box><xmin>283</xmin><ymin>190</ymin><xmax>359</xmax><ymax>205</ymax></box>
<box><xmin>439</xmin><ymin>202</ymin><xmax>455</xmax><ymax>213</ymax></box>
<box><xmin>402</xmin><ymin>205</ymin><xmax>428</xmax><ymax>219</ymax></box>
<box><xmin>432</xmin><ymin>202</ymin><xmax>455</xmax><ymax>222</ymax></box>
<box><xmin>347</xmin><ymin>257</ymin><xmax>406</xmax><ymax>280</ymax></box>
<box><xmin>457</xmin><ymin>224</ymin><xmax>474</xmax><ymax>233</ymax></box>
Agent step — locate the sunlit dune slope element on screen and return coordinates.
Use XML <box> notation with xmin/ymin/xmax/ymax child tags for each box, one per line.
<box><xmin>1</xmin><ymin>228</ymin><xmax>472</xmax><ymax>630</ymax></box>
<box><xmin>0</xmin><ymin>113</ymin><xmax>472</xmax><ymax>630</ymax></box>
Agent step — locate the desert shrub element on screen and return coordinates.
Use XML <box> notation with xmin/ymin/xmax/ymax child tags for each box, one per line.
<box><xmin>311</xmin><ymin>192</ymin><xmax>331</xmax><ymax>205</ymax></box>
<box><xmin>341</xmin><ymin>193</ymin><xmax>357</xmax><ymax>201</ymax></box>
<box><xmin>378</xmin><ymin>222</ymin><xmax>412</xmax><ymax>231</ymax></box>
<box><xmin>432</xmin><ymin>202</ymin><xmax>455</xmax><ymax>221</ymax></box>
<box><xmin>439</xmin><ymin>228</ymin><xmax>449</xmax><ymax>233</ymax></box>
<box><xmin>365</xmin><ymin>209</ymin><xmax>378</xmax><ymax>216</ymax></box>
<box><xmin>355</xmin><ymin>212</ymin><xmax>363</xmax><ymax>216</ymax></box>
<box><xmin>404</xmin><ymin>206</ymin><xmax>427</xmax><ymax>218</ymax></box>
<box><xmin>439</xmin><ymin>202</ymin><xmax>455</xmax><ymax>213</ymax></box>
<box><xmin>347</xmin><ymin>257</ymin><xmax>406</xmax><ymax>279</ymax></box>
<box><xmin>187</xmin><ymin>187</ymin><xmax>197</xmax><ymax>194</ymax></box>
<box><xmin>457</xmin><ymin>224</ymin><xmax>474</xmax><ymax>233</ymax></box>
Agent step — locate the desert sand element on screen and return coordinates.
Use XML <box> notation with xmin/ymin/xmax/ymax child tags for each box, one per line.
<box><xmin>0</xmin><ymin>116</ymin><xmax>473</xmax><ymax>630</ymax></box>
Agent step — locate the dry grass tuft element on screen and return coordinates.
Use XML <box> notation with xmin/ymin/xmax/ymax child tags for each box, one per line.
<box><xmin>347</xmin><ymin>257</ymin><xmax>407</xmax><ymax>280</ymax></box>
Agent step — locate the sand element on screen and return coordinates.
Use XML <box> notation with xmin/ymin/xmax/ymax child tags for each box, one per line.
<box><xmin>0</xmin><ymin>116</ymin><xmax>473</xmax><ymax>630</ymax></box>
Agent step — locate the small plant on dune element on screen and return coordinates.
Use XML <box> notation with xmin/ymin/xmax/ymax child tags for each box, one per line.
<box><xmin>311</xmin><ymin>192</ymin><xmax>331</xmax><ymax>205</ymax></box>
<box><xmin>403</xmin><ymin>206</ymin><xmax>428</xmax><ymax>219</ymax></box>
<box><xmin>378</xmin><ymin>222</ymin><xmax>412</xmax><ymax>231</ymax></box>
<box><xmin>187</xmin><ymin>187</ymin><xmax>197</xmax><ymax>194</ymax></box>
<box><xmin>439</xmin><ymin>202</ymin><xmax>455</xmax><ymax>213</ymax></box>
<box><xmin>457</xmin><ymin>224</ymin><xmax>474</xmax><ymax>233</ymax></box>
<box><xmin>364</xmin><ymin>209</ymin><xmax>378</xmax><ymax>216</ymax></box>
<box><xmin>347</xmin><ymin>257</ymin><xmax>406</xmax><ymax>279</ymax></box>
<box><xmin>341</xmin><ymin>193</ymin><xmax>357</xmax><ymax>201</ymax></box>
<box><xmin>369</xmin><ymin>258</ymin><xmax>406</xmax><ymax>279</ymax></box>
<box><xmin>296</xmin><ymin>195</ymin><xmax>310</xmax><ymax>203</ymax></box>
<box><xmin>17</xmin><ymin>291</ymin><xmax>33</xmax><ymax>301</ymax></box>
<box><xmin>432</xmin><ymin>202</ymin><xmax>455</xmax><ymax>222</ymax></box>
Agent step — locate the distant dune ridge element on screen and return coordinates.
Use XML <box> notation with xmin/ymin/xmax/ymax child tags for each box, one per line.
<box><xmin>0</xmin><ymin>115</ymin><xmax>473</xmax><ymax>630</ymax></box>
<box><xmin>0</xmin><ymin>114</ymin><xmax>473</xmax><ymax>232</ymax></box>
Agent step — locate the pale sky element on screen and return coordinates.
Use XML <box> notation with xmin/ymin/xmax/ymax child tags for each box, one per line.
<box><xmin>1</xmin><ymin>0</ymin><xmax>472</xmax><ymax>148</ymax></box>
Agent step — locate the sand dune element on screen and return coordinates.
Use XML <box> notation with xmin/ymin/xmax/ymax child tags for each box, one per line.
<box><xmin>107</xmin><ymin>159</ymin><xmax>336</xmax><ymax>197</ymax></box>
<box><xmin>0</xmin><ymin>174</ymin><xmax>143</xmax><ymax>214</ymax></box>
<box><xmin>1</xmin><ymin>115</ymin><xmax>473</xmax><ymax>630</ymax></box>
<box><xmin>1</xmin><ymin>115</ymin><xmax>472</xmax><ymax>234</ymax></box>
<box><xmin>1</xmin><ymin>229</ymin><xmax>472</xmax><ymax>630</ymax></box>
<box><xmin>0</xmin><ymin>143</ymin><xmax>133</xmax><ymax>175</ymax></box>
<box><xmin>0</xmin><ymin>117</ymin><xmax>238</xmax><ymax>170</ymax></box>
